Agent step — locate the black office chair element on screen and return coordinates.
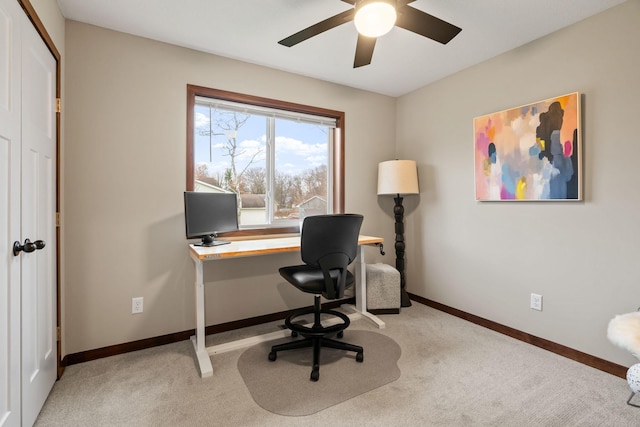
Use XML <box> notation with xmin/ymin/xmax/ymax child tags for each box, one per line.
<box><xmin>268</xmin><ymin>214</ymin><xmax>365</xmax><ymax>381</ymax></box>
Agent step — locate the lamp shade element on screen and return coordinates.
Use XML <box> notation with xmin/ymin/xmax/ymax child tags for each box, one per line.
<box><xmin>377</xmin><ymin>160</ymin><xmax>419</xmax><ymax>195</ymax></box>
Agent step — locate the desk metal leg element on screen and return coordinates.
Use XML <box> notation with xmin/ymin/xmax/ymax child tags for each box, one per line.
<box><xmin>191</xmin><ymin>258</ymin><xmax>213</xmax><ymax>377</ymax></box>
<box><xmin>351</xmin><ymin>245</ymin><xmax>385</xmax><ymax>329</ymax></box>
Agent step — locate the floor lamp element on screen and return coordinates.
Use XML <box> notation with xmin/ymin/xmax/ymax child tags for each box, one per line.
<box><xmin>377</xmin><ymin>160</ymin><xmax>419</xmax><ymax>307</ymax></box>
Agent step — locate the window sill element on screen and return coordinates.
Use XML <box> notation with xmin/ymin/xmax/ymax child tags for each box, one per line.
<box><xmin>218</xmin><ymin>226</ymin><xmax>300</xmax><ymax>239</ymax></box>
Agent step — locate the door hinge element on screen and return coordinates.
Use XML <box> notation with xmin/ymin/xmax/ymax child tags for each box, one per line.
<box><xmin>56</xmin><ymin>98</ymin><xmax>61</xmax><ymax>113</ymax></box>
<box><xmin>56</xmin><ymin>326</ymin><xmax>61</xmax><ymax>341</ymax></box>
<box><xmin>56</xmin><ymin>212</ymin><xmax>60</xmax><ymax>227</ymax></box>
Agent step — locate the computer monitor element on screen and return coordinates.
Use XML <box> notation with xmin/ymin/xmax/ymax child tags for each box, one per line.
<box><xmin>184</xmin><ymin>191</ymin><xmax>239</xmax><ymax>246</ymax></box>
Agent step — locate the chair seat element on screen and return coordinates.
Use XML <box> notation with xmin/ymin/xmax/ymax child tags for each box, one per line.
<box><xmin>279</xmin><ymin>265</ymin><xmax>354</xmax><ymax>294</ymax></box>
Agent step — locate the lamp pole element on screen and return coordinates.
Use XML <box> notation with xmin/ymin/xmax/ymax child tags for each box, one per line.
<box><xmin>394</xmin><ymin>194</ymin><xmax>411</xmax><ymax>307</ymax></box>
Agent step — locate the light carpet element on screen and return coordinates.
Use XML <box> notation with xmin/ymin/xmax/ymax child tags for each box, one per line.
<box><xmin>237</xmin><ymin>330</ymin><xmax>401</xmax><ymax>416</ymax></box>
<box><xmin>35</xmin><ymin>303</ymin><xmax>640</xmax><ymax>426</ymax></box>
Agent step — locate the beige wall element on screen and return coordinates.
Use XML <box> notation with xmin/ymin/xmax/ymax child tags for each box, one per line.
<box><xmin>62</xmin><ymin>21</ymin><xmax>395</xmax><ymax>355</ymax></box>
<box><xmin>30</xmin><ymin>0</ymin><xmax>64</xmax><ymax>48</ymax></box>
<box><xmin>397</xmin><ymin>0</ymin><xmax>640</xmax><ymax>367</ymax></box>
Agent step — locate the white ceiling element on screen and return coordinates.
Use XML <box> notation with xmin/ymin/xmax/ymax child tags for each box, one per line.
<box><xmin>56</xmin><ymin>0</ymin><xmax>626</xmax><ymax>97</ymax></box>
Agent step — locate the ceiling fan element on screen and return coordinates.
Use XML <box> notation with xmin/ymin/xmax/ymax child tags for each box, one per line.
<box><xmin>278</xmin><ymin>0</ymin><xmax>462</xmax><ymax>68</ymax></box>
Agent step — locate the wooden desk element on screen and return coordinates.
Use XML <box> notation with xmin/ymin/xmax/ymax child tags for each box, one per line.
<box><xmin>189</xmin><ymin>235</ymin><xmax>384</xmax><ymax>378</ymax></box>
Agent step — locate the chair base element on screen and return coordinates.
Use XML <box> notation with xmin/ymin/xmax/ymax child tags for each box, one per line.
<box><xmin>268</xmin><ymin>296</ymin><xmax>363</xmax><ymax>381</ymax></box>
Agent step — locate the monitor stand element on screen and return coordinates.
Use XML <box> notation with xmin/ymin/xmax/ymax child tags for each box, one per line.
<box><xmin>197</xmin><ymin>234</ymin><xmax>231</xmax><ymax>247</ymax></box>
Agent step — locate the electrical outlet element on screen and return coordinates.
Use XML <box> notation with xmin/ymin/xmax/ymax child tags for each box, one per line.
<box><xmin>530</xmin><ymin>293</ymin><xmax>542</xmax><ymax>311</ymax></box>
<box><xmin>132</xmin><ymin>297</ymin><xmax>143</xmax><ymax>314</ymax></box>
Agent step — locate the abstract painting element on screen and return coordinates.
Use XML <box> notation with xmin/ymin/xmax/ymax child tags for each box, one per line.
<box><xmin>474</xmin><ymin>93</ymin><xmax>581</xmax><ymax>201</ymax></box>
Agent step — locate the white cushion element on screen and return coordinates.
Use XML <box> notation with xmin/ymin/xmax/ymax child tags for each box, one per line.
<box><xmin>607</xmin><ymin>311</ymin><xmax>640</xmax><ymax>359</ymax></box>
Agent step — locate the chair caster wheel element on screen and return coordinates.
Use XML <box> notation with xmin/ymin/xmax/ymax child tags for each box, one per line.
<box><xmin>291</xmin><ymin>331</ymin><xmax>298</xmax><ymax>338</ymax></box>
<box><xmin>268</xmin><ymin>351</ymin><xmax>277</xmax><ymax>361</ymax></box>
<box><xmin>337</xmin><ymin>331</ymin><xmax>344</xmax><ymax>338</ymax></box>
<box><xmin>310</xmin><ymin>369</ymin><xmax>319</xmax><ymax>381</ymax></box>
<box><xmin>356</xmin><ymin>352</ymin><xmax>363</xmax><ymax>362</ymax></box>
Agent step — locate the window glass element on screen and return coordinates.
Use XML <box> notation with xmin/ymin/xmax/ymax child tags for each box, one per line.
<box><xmin>274</xmin><ymin>118</ymin><xmax>330</xmax><ymax>222</ymax></box>
<box><xmin>194</xmin><ymin>106</ymin><xmax>268</xmax><ymax>225</ymax></box>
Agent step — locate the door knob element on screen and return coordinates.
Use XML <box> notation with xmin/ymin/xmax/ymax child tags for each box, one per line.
<box><xmin>13</xmin><ymin>238</ymin><xmax>45</xmax><ymax>256</ymax></box>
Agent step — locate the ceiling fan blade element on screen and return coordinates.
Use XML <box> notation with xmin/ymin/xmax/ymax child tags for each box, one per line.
<box><xmin>353</xmin><ymin>34</ymin><xmax>376</xmax><ymax>68</ymax></box>
<box><xmin>340</xmin><ymin>0</ymin><xmax>356</xmax><ymax>4</ymax></box>
<box><xmin>396</xmin><ymin>5</ymin><xmax>461</xmax><ymax>44</ymax></box>
<box><xmin>279</xmin><ymin>9</ymin><xmax>355</xmax><ymax>47</ymax></box>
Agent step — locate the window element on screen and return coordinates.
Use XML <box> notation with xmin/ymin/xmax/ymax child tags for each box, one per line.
<box><xmin>187</xmin><ymin>85</ymin><xmax>345</xmax><ymax>235</ymax></box>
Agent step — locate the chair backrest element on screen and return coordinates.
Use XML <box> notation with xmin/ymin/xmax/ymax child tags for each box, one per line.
<box><xmin>300</xmin><ymin>214</ymin><xmax>364</xmax><ymax>299</ymax></box>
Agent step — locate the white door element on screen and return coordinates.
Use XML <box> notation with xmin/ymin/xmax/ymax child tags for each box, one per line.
<box><xmin>0</xmin><ymin>0</ymin><xmax>57</xmax><ymax>426</ymax></box>
<box><xmin>19</xmin><ymin>5</ymin><xmax>57</xmax><ymax>426</ymax></box>
<box><xmin>0</xmin><ymin>0</ymin><xmax>22</xmax><ymax>425</ymax></box>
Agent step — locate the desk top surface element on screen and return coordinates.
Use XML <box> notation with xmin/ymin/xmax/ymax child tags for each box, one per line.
<box><xmin>189</xmin><ymin>235</ymin><xmax>383</xmax><ymax>261</ymax></box>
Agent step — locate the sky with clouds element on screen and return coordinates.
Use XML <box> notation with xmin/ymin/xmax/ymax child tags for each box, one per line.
<box><xmin>194</xmin><ymin>108</ymin><xmax>328</xmax><ymax>181</ymax></box>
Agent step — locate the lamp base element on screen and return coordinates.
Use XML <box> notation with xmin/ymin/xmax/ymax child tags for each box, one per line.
<box><xmin>401</xmin><ymin>288</ymin><xmax>412</xmax><ymax>307</ymax></box>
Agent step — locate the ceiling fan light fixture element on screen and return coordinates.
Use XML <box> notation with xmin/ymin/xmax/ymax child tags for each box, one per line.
<box><xmin>354</xmin><ymin>0</ymin><xmax>397</xmax><ymax>38</ymax></box>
